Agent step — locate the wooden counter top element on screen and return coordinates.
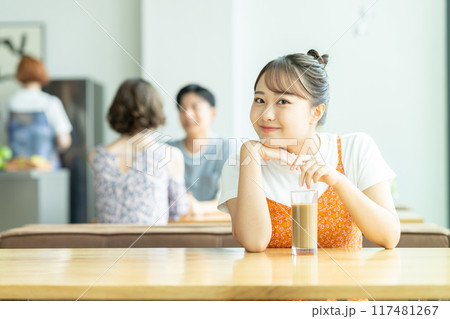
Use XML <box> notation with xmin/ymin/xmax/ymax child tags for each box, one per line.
<box><xmin>0</xmin><ymin>247</ymin><xmax>449</xmax><ymax>300</ymax></box>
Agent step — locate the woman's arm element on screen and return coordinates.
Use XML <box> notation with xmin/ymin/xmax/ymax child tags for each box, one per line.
<box><xmin>232</xmin><ymin>142</ymin><xmax>271</xmax><ymax>252</ymax></box>
<box><xmin>334</xmin><ymin>177</ymin><xmax>400</xmax><ymax>249</ymax></box>
<box><xmin>298</xmin><ymin>160</ymin><xmax>400</xmax><ymax>249</ymax></box>
<box><xmin>227</xmin><ymin>141</ymin><xmax>296</xmax><ymax>252</ymax></box>
<box><xmin>56</xmin><ymin>133</ymin><xmax>72</xmax><ymax>152</ymax></box>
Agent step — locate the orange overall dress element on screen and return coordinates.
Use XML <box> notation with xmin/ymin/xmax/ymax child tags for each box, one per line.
<box><xmin>266</xmin><ymin>136</ymin><xmax>362</xmax><ymax>249</ymax></box>
<box><xmin>266</xmin><ymin>137</ymin><xmax>365</xmax><ymax>300</ymax></box>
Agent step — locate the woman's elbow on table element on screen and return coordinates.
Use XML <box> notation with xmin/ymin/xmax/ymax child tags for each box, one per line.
<box><xmin>383</xmin><ymin>219</ymin><xmax>401</xmax><ymax>249</ymax></box>
<box><xmin>228</xmin><ymin>200</ymin><xmax>271</xmax><ymax>252</ymax></box>
<box><xmin>375</xmin><ymin>228</ymin><xmax>401</xmax><ymax>250</ymax></box>
<box><xmin>243</xmin><ymin>241</ymin><xmax>268</xmax><ymax>253</ymax></box>
<box><xmin>233</xmin><ymin>230</ymin><xmax>270</xmax><ymax>253</ymax></box>
<box><xmin>383</xmin><ymin>233</ymin><xmax>401</xmax><ymax>250</ymax></box>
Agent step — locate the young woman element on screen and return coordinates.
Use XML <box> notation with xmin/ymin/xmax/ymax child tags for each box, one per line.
<box><xmin>89</xmin><ymin>78</ymin><xmax>188</xmax><ymax>224</ymax></box>
<box><xmin>218</xmin><ymin>50</ymin><xmax>400</xmax><ymax>252</ymax></box>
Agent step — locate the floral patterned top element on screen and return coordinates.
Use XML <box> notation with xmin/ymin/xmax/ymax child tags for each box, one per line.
<box><xmin>91</xmin><ymin>144</ymin><xmax>188</xmax><ymax>224</ymax></box>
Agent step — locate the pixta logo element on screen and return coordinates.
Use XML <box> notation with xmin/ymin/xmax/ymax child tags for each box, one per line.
<box><xmin>125</xmin><ymin>129</ymin><xmax>173</xmax><ymax>175</ymax></box>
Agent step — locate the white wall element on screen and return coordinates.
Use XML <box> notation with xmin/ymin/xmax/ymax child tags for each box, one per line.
<box><xmin>0</xmin><ymin>0</ymin><xmax>142</xmax><ymax>144</ymax></box>
<box><xmin>142</xmin><ymin>0</ymin><xmax>448</xmax><ymax>227</ymax></box>
<box><xmin>232</xmin><ymin>0</ymin><xmax>448</xmax><ymax>227</ymax></box>
<box><xmin>141</xmin><ymin>0</ymin><xmax>233</xmax><ymax>140</ymax></box>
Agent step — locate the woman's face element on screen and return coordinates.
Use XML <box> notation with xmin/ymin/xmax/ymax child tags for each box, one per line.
<box><xmin>250</xmin><ymin>74</ymin><xmax>316</xmax><ymax>151</ymax></box>
<box><xmin>179</xmin><ymin>92</ymin><xmax>216</xmax><ymax>137</ymax></box>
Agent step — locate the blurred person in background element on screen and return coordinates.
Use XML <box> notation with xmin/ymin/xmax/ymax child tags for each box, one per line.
<box><xmin>89</xmin><ymin>78</ymin><xmax>188</xmax><ymax>224</ymax></box>
<box><xmin>4</xmin><ymin>55</ymin><xmax>72</xmax><ymax>170</ymax></box>
<box><xmin>168</xmin><ymin>84</ymin><xmax>231</xmax><ymax>216</ymax></box>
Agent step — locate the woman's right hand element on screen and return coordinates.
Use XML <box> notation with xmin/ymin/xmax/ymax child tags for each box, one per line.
<box><xmin>241</xmin><ymin>140</ymin><xmax>297</xmax><ymax>166</ymax></box>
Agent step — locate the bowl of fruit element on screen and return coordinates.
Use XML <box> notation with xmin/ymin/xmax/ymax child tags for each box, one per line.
<box><xmin>0</xmin><ymin>145</ymin><xmax>13</xmax><ymax>171</ymax></box>
<box><xmin>0</xmin><ymin>145</ymin><xmax>52</xmax><ymax>172</ymax></box>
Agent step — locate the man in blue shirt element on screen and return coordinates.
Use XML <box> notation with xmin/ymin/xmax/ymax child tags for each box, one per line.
<box><xmin>168</xmin><ymin>84</ymin><xmax>231</xmax><ymax>215</ymax></box>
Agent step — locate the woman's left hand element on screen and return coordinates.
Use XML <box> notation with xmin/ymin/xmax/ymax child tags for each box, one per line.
<box><xmin>291</xmin><ymin>156</ymin><xmax>343</xmax><ymax>189</ymax></box>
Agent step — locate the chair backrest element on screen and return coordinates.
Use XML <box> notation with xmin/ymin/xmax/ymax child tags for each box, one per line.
<box><xmin>363</xmin><ymin>223</ymin><xmax>450</xmax><ymax>248</ymax></box>
<box><xmin>0</xmin><ymin>223</ymin><xmax>241</xmax><ymax>248</ymax></box>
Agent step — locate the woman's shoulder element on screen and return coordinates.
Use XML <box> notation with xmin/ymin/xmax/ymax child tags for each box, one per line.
<box><xmin>147</xmin><ymin>142</ymin><xmax>182</xmax><ymax>159</ymax></box>
<box><xmin>88</xmin><ymin>145</ymin><xmax>107</xmax><ymax>165</ymax></box>
<box><xmin>317</xmin><ymin>132</ymin><xmax>380</xmax><ymax>164</ymax></box>
<box><xmin>5</xmin><ymin>90</ymin><xmax>21</xmax><ymax>104</ymax></box>
<box><xmin>217</xmin><ymin>153</ymin><xmax>240</xmax><ymax>182</ymax></box>
<box><xmin>339</xmin><ymin>132</ymin><xmax>377</xmax><ymax>151</ymax></box>
<box><xmin>337</xmin><ymin>132</ymin><xmax>385</xmax><ymax>170</ymax></box>
<box><xmin>39</xmin><ymin>91</ymin><xmax>64</xmax><ymax>110</ymax></box>
<box><xmin>6</xmin><ymin>89</ymin><xmax>33</xmax><ymax>109</ymax></box>
<box><xmin>319</xmin><ymin>131</ymin><xmax>373</xmax><ymax>143</ymax></box>
<box><xmin>8</xmin><ymin>89</ymin><xmax>59</xmax><ymax>110</ymax></box>
<box><xmin>166</xmin><ymin>144</ymin><xmax>184</xmax><ymax>182</ymax></box>
<box><xmin>19</xmin><ymin>89</ymin><xmax>56</xmax><ymax>102</ymax></box>
<box><xmin>166</xmin><ymin>144</ymin><xmax>183</xmax><ymax>161</ymax></box>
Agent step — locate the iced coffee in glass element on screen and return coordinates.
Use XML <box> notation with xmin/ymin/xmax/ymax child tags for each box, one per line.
<box><xmin>291</xmin><ymin>190</ymin><xmax>318</xmax><ymax>255</ymax></box>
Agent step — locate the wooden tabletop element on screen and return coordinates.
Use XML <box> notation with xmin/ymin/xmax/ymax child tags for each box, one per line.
<box><xmin>397</xmin><ymin>209</ymin><xmax>424</xmax><ymax>223</ymax></box>
<box><xmin>0</xmin><ymin>248</ymin><xmax>448</xmax><ymax>300</ymax></box>
<box><xmin>172</xmin><ymin>211</ymin><xmax>231</xmax><ymax>223</ymax></box>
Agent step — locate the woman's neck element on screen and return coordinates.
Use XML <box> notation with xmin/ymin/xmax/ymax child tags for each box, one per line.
<box><xmin>287</xmin><ymin>132</ymin><xmax>321</xmax><ymax>156</ymax></box>
<box><xmin>23</xmin><ymin>82</ymin><xmax>42</xmax><ymax>90</ymax></box>
<box><xmin>107</xmin><ymin>134</ymin><xmax>156</xmax><ymax>154</ymax></box>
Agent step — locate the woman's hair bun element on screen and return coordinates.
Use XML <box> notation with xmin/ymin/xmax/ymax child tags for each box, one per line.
<box><xmin>307</xmin><ymin>49</ymin><xmax>328</xmax><ymax>67</ymax></box>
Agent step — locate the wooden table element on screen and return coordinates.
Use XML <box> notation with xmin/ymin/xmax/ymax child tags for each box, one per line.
<box><xmin>397</xmin><ymin>209</ymin><xmax>424</xmax><ymax>223</ymax></box>
<box><xmin>172</xmin><ymin>211</ymin><xmax>231</xmax><ymax>223</ymax></box>
<box><xmin>0</xmin><ymin>248</ymin><xmax>449</xmax><ymax>300</ymax></box>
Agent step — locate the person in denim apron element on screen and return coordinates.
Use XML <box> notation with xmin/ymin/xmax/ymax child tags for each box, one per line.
<box><xmin>8</xmin><ymin>111</ymin><xmax>60</xmax><ymax>168</ymax></box>
<box><xmin>5</xmin><ymin>56</ymin><xmax>72</xmax><ymax>170</ymax></box>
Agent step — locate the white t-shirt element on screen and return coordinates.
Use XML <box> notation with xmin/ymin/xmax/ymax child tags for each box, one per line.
<box><xmin>217</xmin><ymin>132</ymin><xmax>396</xmax><ymax>213</ymax></box>
<box><xmin>5</xmin><ymin>88</ymin><xmax>72</xmax><ymax>134</ymax></box>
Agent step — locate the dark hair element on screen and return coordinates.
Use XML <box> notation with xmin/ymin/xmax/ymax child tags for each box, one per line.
<box><xmin>254</xmin><ymin>49</ymin><xmax>329</xmax><ymax>126</ymax></box>
<box><xmin>176</xmin><ymin>84</ymin><xmax>215</xmax><ymax>109</ymax></box>
<box><xmin>16</xmin><ymin>55</ymin><xmax>50</xmax><ymax>85</ymax></box>
<box><xmin>107</xmin><ymin>78</ymin><xmax>165</xmax><ymax>134</ymax></box>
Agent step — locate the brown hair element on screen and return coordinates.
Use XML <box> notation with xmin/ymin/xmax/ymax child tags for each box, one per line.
<box><xmin>254</xmin><ymin>49</ymin><xmax>330</xmax><ymax>126</ymax></box>
<box><xmin>15</xmin><ymin>55</ymin><xmax>50</xmax><ymax>85</ymax></box>
<box><xmin>107</xmin><ymin>78</ymin><xmax>165</xmax><ymax>134</ymax></box>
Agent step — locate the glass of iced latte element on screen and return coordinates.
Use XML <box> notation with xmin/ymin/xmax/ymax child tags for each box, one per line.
<box><xmin>291</xmin><ymin>190</ymin><xmax>318</xmax><ymax>255</ymax></box>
